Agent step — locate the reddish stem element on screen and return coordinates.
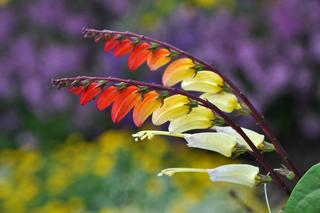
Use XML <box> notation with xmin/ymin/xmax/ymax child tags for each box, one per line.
<box><xmin>52</xmin><ymin>76</ymin><xmax>291</xmax><ymax>195</ymax></box>
<box><xmin>83</xmin><ymin>28</ymin><xmax>301</xmax><ymax>180</ymax></box>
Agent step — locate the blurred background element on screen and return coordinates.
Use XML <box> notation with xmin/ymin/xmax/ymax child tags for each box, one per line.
<box><xmin>0</xmin><ymin>0</ymin><xmax>320</xmax><ymax>212</ymax></box>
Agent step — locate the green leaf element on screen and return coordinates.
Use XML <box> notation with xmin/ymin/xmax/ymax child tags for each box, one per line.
<box><xmin>285</xmin><ymin>163</ymin><xmax>320</xmax><ymax>213</ymax></box>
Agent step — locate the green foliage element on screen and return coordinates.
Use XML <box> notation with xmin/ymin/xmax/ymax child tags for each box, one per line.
<box><xmin>285</xmin><ymin>163</ymin><xmax>320</xmax><ymax>213</ymax></box>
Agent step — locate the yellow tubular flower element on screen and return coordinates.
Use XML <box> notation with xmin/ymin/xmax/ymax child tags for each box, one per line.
<box><xmin>152</xmin><ymin>95</ymin><xmax>190</xmax><ymax>125</ymax></box>
<box><xmin>158</xmin><ymin>164</ymin><xmax>260</xmax><ymax>188</ymax></box>
<box><xmin>184</xmin><ymin>132</ymin><xmax>237</xmax><ymax>157</ymax></box>
<box><xmin>168</xmin><ymin>106</ymin><xmax>215</xmax><ymax>133</ymax></box>
<box><xmin>162</xmin><ymin>58</ymin><xmax>196</xmax><ymax>87</ymax></box>
<box><xmin>201</xmin><ymin>92</ymin><xmax>241</xmax><ymax>113</ymax></box>
<box><xmin>213</xmin><ymin>126</ymin><xmax>265</xmax><ymax>151</ymax></box>
<box><xmin>181</xmin><ymin>71</ymin><xmax>224</xmax><ymax>93</ymax></box>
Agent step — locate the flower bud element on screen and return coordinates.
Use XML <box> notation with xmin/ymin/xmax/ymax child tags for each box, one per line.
<box><xmin>201</xmin><ymin>92</ymin><xmax>241</xmax><ymax>113</ymax></box>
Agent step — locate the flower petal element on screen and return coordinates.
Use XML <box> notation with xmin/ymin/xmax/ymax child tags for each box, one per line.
<box><xmin>147</xmin><ymin>48</ymin><xmax>171</xmax><ymax>71</ymax></box>
<box><xmin>114</xmin><ymin>39</ymin><xmax>134</xmax><ymax>57</ymax></box>
<box><xmin>152</xmin><ymin>94</ymin><xmax>190</xmax><ymax>125</ymax></box>
<box><xmin>133</xmin><ymin>91</ymin><xmax>162</xmax><ymax>127</ymax></box>
<box><xmin>96</xmin><ymin>86</ymin><xmax>119</xmax><ymax>111</ymax></box>
<box><xmin>185</xmin><ymin>132</ymin><xmax>237</xmax><ymax>157</ymax></box>
<box><xmin>162</xmin><ymin>58</ymin><xmax>195</xmax><ymax>87</ymax></box>
<box><xmin>111</xmin><ymin>86</ymin><xmax>141</xmax><ymax>123</ymax></box>
<box><xmin>128</xmin><ymin>42</ymin><xmax>151</xmax><ymax>71</ymax></box>
<box><xmin>213</xmin><ymin>126</ymin><xmax>265</xmax><ymax>150</ymax></box>
<box><xmin>168</xmin><ymin>106</ymin><xmax>215</xmax><ymax>133</ymax></box>
<box><xmin>201</xmin><ymin>92</ymin><xmax>241</xmax><ymax>113</ymax></box>
<box><xmin>80</xmin><ymin>83</ymin><xmax>101</xmax><ymax>105</ymax></box>
<box><xmin>208</xmin><ymin>164</ymin><xmax>259</xmax><ymax>188</ymax></box>
<box><xmin>104</xmin><ymin>36</ymin><xmax>120</xmax><ymax>52</ymax></box>
<box><xmin>181</xmin><ymin>71</ymin><xmax>223</xmax><ymax>93</ymax></box>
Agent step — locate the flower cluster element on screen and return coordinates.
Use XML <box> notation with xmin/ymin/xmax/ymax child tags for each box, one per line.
<box><xmin>53</xmin><ymin>29</ymin><xmax>278</xmax><ymax>190</ymax></box>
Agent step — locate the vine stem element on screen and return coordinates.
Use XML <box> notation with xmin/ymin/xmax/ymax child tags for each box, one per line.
<box><xmin>52</xmin><ymin>76</ymin><xmax>291</xmax><ymax>195</ymax></box>
<box><xmin>83</xmin><ymin>28</ymin><xmax>301</xmax><ymax>180</ymax></box>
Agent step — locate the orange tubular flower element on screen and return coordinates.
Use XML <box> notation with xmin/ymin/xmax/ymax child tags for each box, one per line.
<box><xmin>147</xmin><ymin>48</ymin><xmax>171</xmax><ymax>71</ymax></box>
<box><xmin>80</xmin><ymin>83</ymin><xmax>101</xmax><ymax>105</ymax></box>
<box><xmin>114</xmin><ymin>39</ymin><xmax>134</xmax><ymax>57</ymax></box>
<box><xmin>128</xmin><ymin>42</ymin><xmax>152</xmax><ymax>71</ymax></box>
<box><xmin>133</xmin><ymin>91</ymin><xmax>162</xmax><ymax>127</ymax></box>
<box><xmin>96</xmin><ymin>86</ymin><xmax>119</xmax><ymax>111</ymax></box>
<box><xmin>111</xmin><ymin>86</ymin><xmax>141</xmax><ymax>123</ymax></box>
<box><xmin>104</xmin><ymin>36</ymin><xmax>120</xmax><ymax>52</ymax></box>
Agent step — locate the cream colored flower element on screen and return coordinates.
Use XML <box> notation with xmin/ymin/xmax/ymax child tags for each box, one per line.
<box><xmin>158</xmin><ymin>164</ymin><xmax>260</xmax><ymax>188</ymax></box>
<box><xmin>213</xmin><ymin>126</ymin><xmax>264</xmax><ymax>150</ymax></box>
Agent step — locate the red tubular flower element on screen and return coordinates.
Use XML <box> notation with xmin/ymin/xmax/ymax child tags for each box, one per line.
<box><xmin>114</xmin><ymin>39</ymin><xmax>134</xmax><ymax>57</ymax></box>
<box><xmin>96</xmin><ymin>86</ymin><xmax>119</xmax><ymax>111</ymax></box>
<box><xmin>69</xmin><ymin>85</ymin><xmax>85</xmax><ymax>96</ymax></box>
<box><xmin>133</xmin><ymin>91</ymin><xmax>162</xmax><ymax>127</ymax></box>
<box><xmin>111</xmin><ymin>86</ymin><xmax>141</xmax><ymax>123</ymax></box>
<box><xmin>104</xmin><ymin>36</ymin><xmax>120</xmax><ymax>52</ymax></box>
<box><xmin>147</xmin><ymin>48</ymin><xmax>171</xmax><ymax>71</ymax></box>
<box><xmin>80</xmin><ymin>83</ymin><xmax>101</xmax><ymax>105</ymax></box>
<box><xmin>128</xmin><ymin>42</ymin><xmax>151</xmax><ymax>71</ymax></box>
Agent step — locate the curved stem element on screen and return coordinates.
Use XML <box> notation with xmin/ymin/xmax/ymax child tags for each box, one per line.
<box><xmin>52</xmin><ymin>76</ymin><xmax>291</xmax><ymax>195</ymax></box>
<box><xmin>83</xmin><ymin>28</ymin><xmax>300</xmax><ymax>180</ymax></box>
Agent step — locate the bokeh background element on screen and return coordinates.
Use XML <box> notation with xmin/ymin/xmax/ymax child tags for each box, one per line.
<box><xmin>1</xmin><ymin>0</ymin><xmax>320</xmax><ymax>212</ymax></box>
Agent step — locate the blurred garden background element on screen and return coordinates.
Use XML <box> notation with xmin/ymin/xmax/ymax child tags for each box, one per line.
<box><xmin>1</xmin><ymin>0</ymin><xmax>320</xmax><ymax>212</ymax></box>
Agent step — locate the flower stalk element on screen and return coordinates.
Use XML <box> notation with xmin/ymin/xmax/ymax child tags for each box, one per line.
<box><xmin>82</xmin><ymin>28</ymin><xmax>300</xmax><ymax>180</ymax></box>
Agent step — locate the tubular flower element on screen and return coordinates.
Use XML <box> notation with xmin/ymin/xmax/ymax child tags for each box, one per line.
<box><xmin>213</xmin><ymin>126</ymin><xmax>270</xmax><ymax>151</ymax></box>
<box><xmin>152</xmin><ymin>94</ymin><xmax>191</xmax><ymax>125</ymax></box>
<box><xmin>168</xmin><ymin>106</ymin><xmax>215</xmax><ymax>133</ymax></box>
<box><xmin>128</xmin><ymin>42</ymin><xmax>152</xmax><ymax>71</ymax></box>
<box><xmin>181</xmin><ymin>71</ymin><xmax>223</xmax><ymax>93</ymax></box>
<box><xmin>69</xmin><ymin>85</ymin><xmax>85</xmax><ymax>96</ymax></box>
<box><xmin>133</xmin><ymin>91</ymin><xmax>162</xmax><ymax>127</ymax></box>
<box><xmin>200</xmin><ymin>92</ymin><xmax>241</xmax><ymax>113</ymax></box>
<box><xmin>111</xmin><ymin>86</ymin><xmax>141</xmax><ymax>123</ymax></box>
<box><xmin>162</xmin><ymin>58</ymin><xmax>196</xmax><ymax>87</ymax></box>
<box><xmin>104</xmin><ymin>36</ymin><xmax>120</xmax><ymax>52</ymax></box>
<box><xmin>80</xmin><ymin>82</ymin><xmax>101</xmax><ymax>105</ymax></box>
<box><xmin>133</xmin><ymin>130</ymin><xmax>244</xmax><ymax>157</ymax></box>
<box><xmin>147</xmin><ymin>48</ymin><xmax>172</xmax><ymax>71</ymax></box>
<box><xmin>114</xmin><ymin>39</ymin><xmax>134</xmax><ymax>57</ymax></box>
<box><xmin>96</xmin><ymin>86</ymin><xmax>120</xmax><ymax>111</ymax></box>
<box><xmin>185</xmin><ymin>133</ymin><xmax>238</xmax><ymax>157</ymax></box>
<box><xmin>158</xmin><ymin>164</ymin><xmax>260</xmax><ymax>188</ymax></box>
